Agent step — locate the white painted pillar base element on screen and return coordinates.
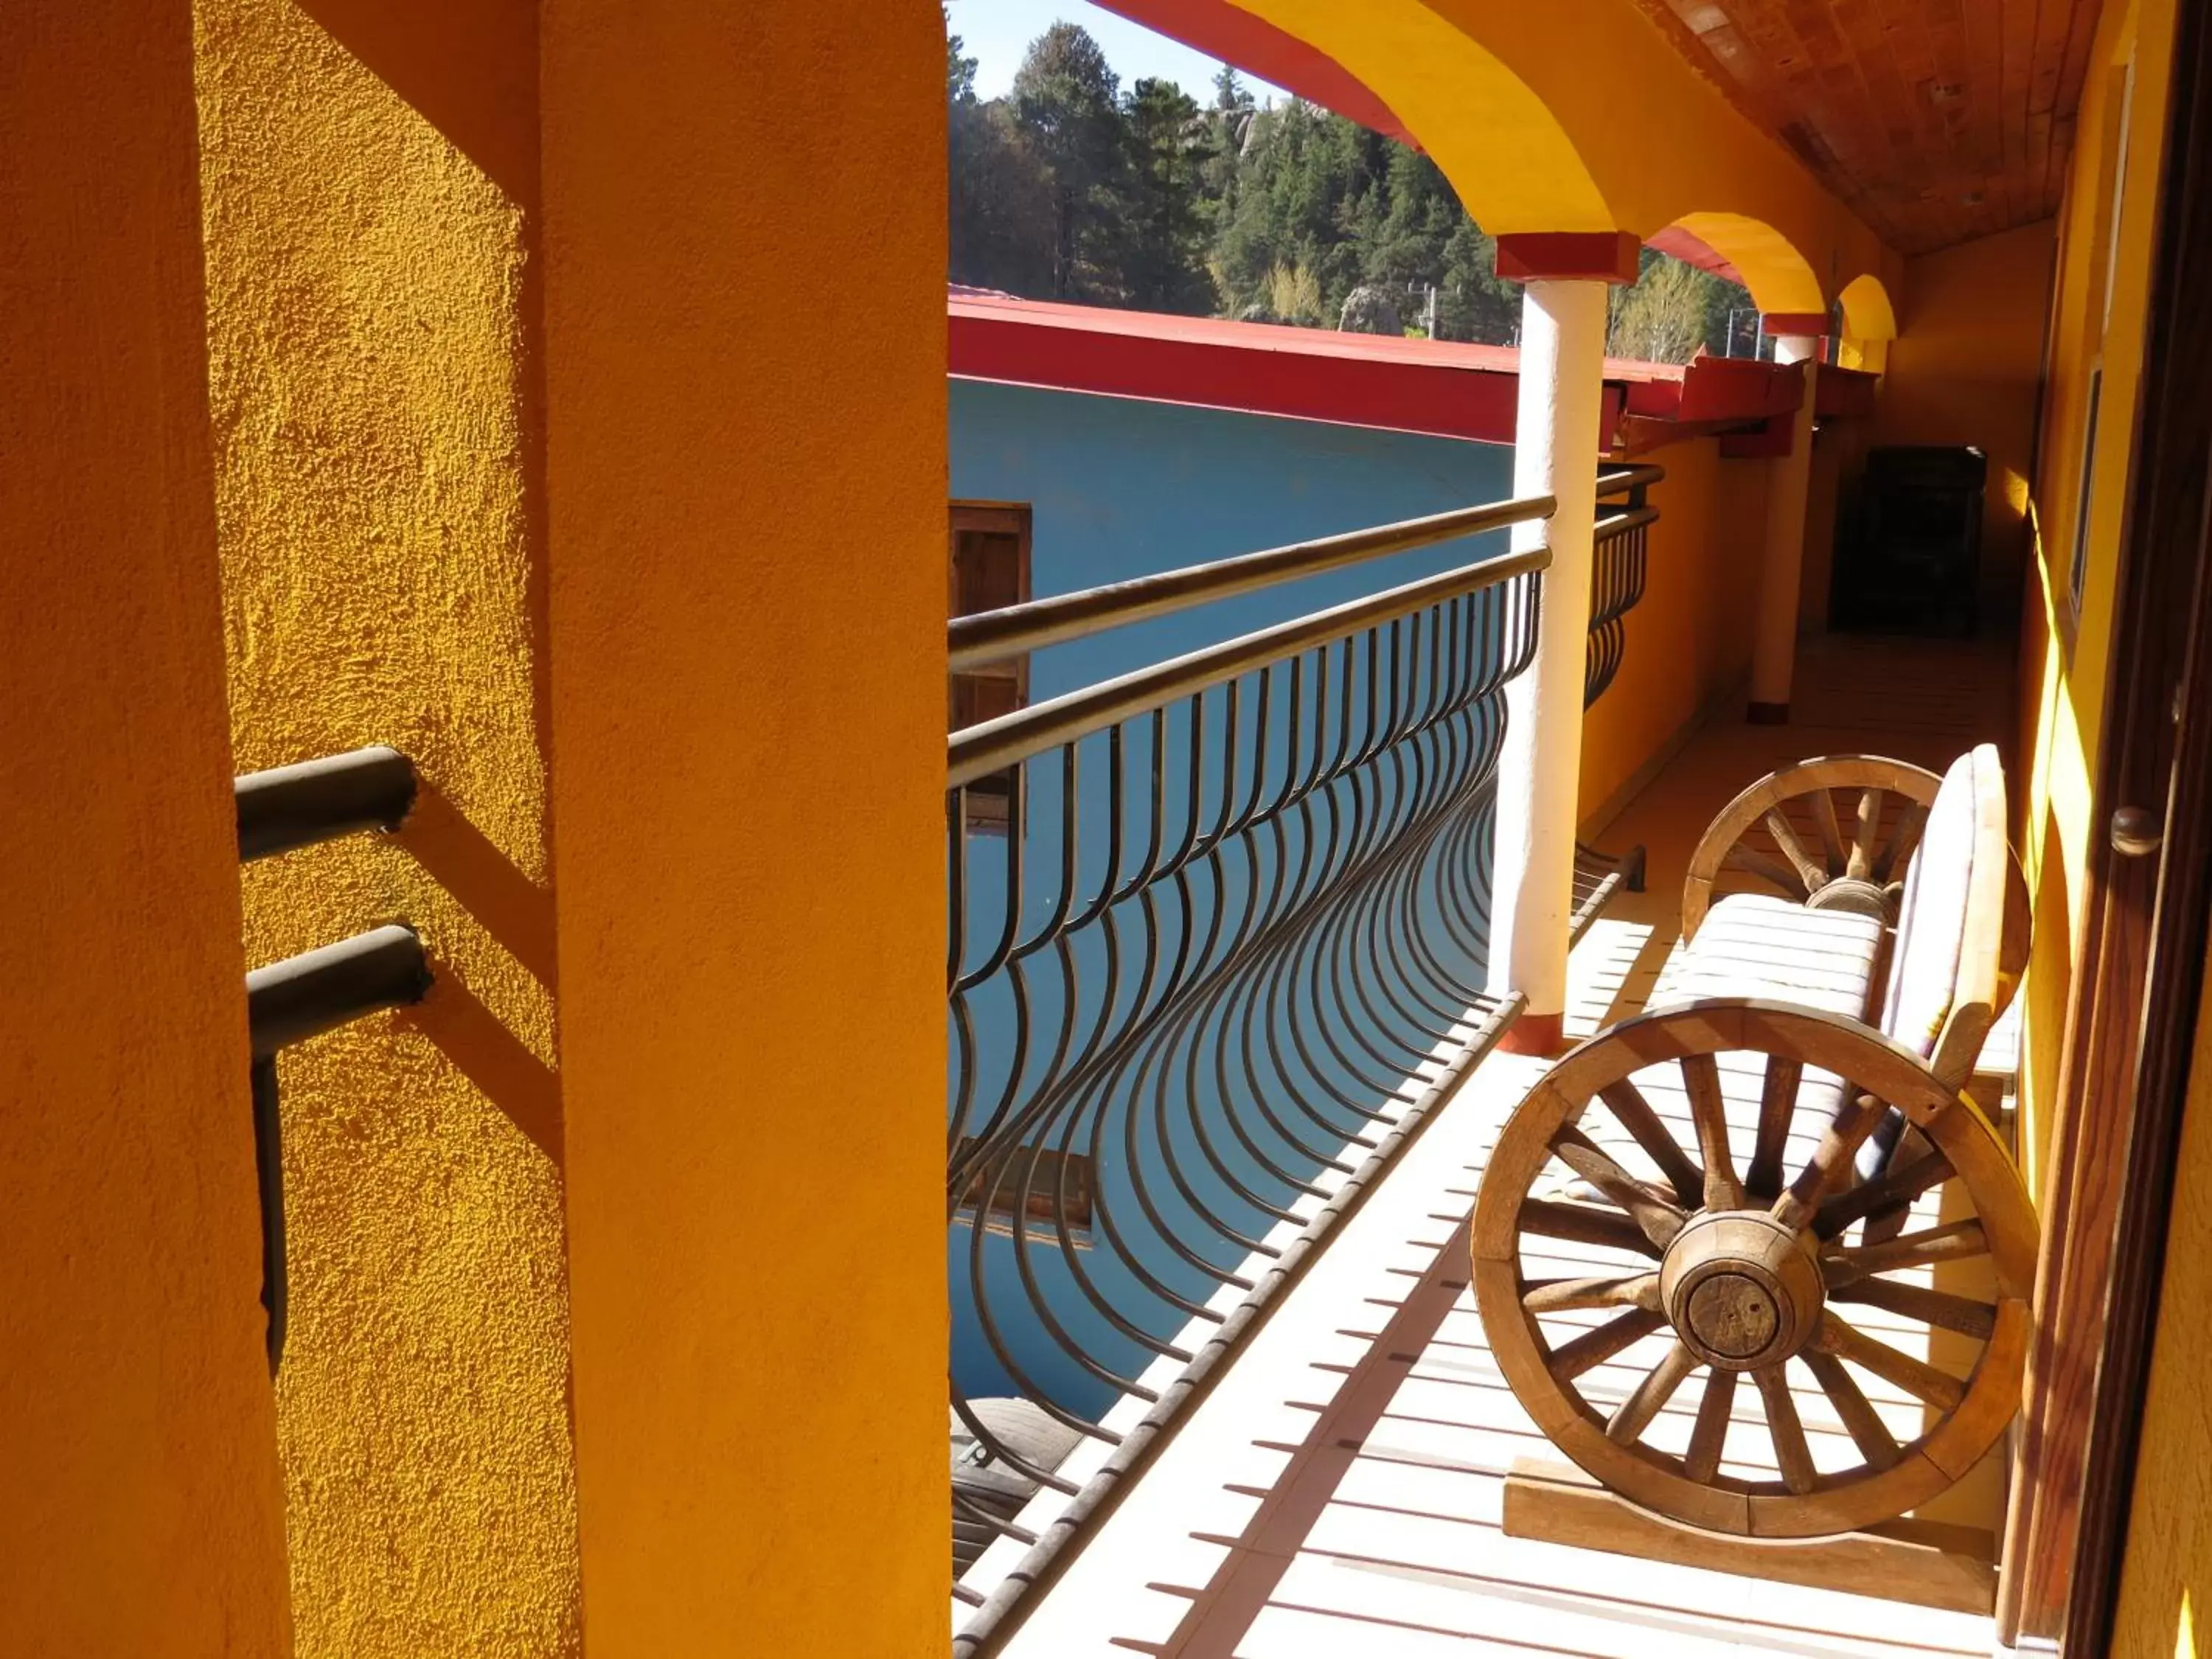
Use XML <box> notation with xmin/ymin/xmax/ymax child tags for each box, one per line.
<box><xmin>1748</xmin><ymin>335</ymin><xmax>1822</xmax><ymax>724</ymax></box>
<box><xmin>1488</xmin><ymin>279</ymin><xmax>1610</xmax><ymax>1052</ymax></box>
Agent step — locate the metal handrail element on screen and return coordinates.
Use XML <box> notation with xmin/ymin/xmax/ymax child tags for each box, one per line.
<box><xmin>237</xmin><ymin>745</ymin><xmax>417</xmax><ymax>860</ymax></box>
<box><xmin>1595</xmin><ymin>503</ymin><xmax>1660</xmax><ymax>541</ymax></box>
<box><xmin>944</xmin><ymin>473</ymin><xmax>1664</xmax><ymax>1639</ymax></box>
<box><xmin>1596</xmin><ymin>462</ymin><xmax>1666</xmax><ymax>500</ymax></box>
<box><xmin>246</xmin><ymin>925</ymin><xmax>432</xmax><ymax>1059</ymax></box>
<box><xmin>949</xmin><ymin>544</ymin><xmax>1551</xmax><ymax>788</ymax></box>
<box><xmin>949</xmin><ymin>491</ymin><xmax>1553</xmax><ymax>673</ymax></box>
<box><xmin>234</xmin><ymin>748</ymin><xmax>431</xmax><ymax>1377</ymax></box>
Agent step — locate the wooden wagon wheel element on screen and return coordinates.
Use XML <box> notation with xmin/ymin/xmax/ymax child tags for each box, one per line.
<box><xmin>1472</xmin><ymin>1001</ymin><xmax>2037</xmax><ymax>1538</ymax></box>
<box><xmin>1682</xmin><ymin>757</ymin><xmax>1944</xmax><ymax>940</ymax></box>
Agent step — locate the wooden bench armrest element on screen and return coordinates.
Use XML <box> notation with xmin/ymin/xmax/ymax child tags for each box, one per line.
<box><xmin>1683</xmin><ymin>754</ymin><xmax>1945</xmax><ymax>941</ymax></box>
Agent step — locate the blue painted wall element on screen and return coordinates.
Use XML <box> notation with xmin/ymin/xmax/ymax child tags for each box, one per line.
<box><xmin>951</xmin><ymin>379</ymin><xmax>1519</xmax><ymax>694</ymax></box>
<box><xmin>948</xmin><ymin>379</ymin><xmax>1518</xmax><ymax>1416</ymax></box>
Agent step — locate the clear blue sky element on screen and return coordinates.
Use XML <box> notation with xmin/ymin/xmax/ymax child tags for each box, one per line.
<box><xmin>946</xmin><ymin>0</ymin><xmax>1287</xmax><ymax>102</ymax></box>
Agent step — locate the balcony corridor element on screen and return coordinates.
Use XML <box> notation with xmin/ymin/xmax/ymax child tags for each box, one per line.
<box><xmin>981</xmin><ymin>631</ymin><xmax>2020</xmax><ymax>1659</ymax></box>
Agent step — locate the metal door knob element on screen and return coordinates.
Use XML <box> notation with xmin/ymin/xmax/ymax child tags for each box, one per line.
<box><xmin>2111</xmin><ymin>805</ymin><xmax>2164</xmax><ymax>858</ymax></box>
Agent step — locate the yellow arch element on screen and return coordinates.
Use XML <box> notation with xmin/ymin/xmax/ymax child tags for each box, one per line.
<box><xmin>1222</xmin><ymin>0</ymin><xmax>1612</xmax><ymax>233</ymax></box>
<box><xmin>1837</xmin><ymin>273</ymin><xmax>1899</xmax><ymax>340</ymax></box>
<box><xmin>1666</xmin><ymin>212</ymin><xmax>1826</xmax><ymax>314</ymax></box>
<box><xmin>1211</xmin><ymin>0</ymin><xmax>1895</xmax><ymax>300</ymax></box>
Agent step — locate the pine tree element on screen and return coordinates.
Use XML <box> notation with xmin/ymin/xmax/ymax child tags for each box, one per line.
<box><xmin>1120</xmin><ymin>79</ymin><xmax>1213</xmax><ymax>313</ymax></box>
<box><xmin>1009</xmin><ymin>24</ymin><xmax>1128</xmax><ymax>302</ymax></box>
<box><xmin>942</xmin><ymin>21</ymin><xmax>1751</xmax><ymax>352</ymax></box>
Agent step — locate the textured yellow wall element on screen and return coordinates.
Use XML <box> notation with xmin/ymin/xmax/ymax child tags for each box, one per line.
<box><xmin>540</xmin><ymin>0</ymin><xmax>949</xmax><ymax>1651</ymax></box>
<box><xmin>0</xmin><ymin>2</ymin><xmax>296</xmax><ymax>1650</ymax></box>
<box><xmin>2014</xmin><ymin>0</ymin><xmax>2177</xmax><ymax>1194</ymax></box>
<box><xmin>2112</xmin><ymin>939</ymin><xmax>2212</xmax><ymax>1658</ymax></box>
<box><xmin>193</xmin><ymin>1</ymin><xmax>578</xmax><ymax>1653</ymax></box>
<box><xmin>1579</xmin><ymin>437</ymin><xmax>1769</xmax><ymax>827</ymax></box>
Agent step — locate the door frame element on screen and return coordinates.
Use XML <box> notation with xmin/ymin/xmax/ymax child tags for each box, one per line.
<box><xmin>2001</xmin><ymin>0</ymin><xmax>2212</xmax><ymax>1642</ymax></box>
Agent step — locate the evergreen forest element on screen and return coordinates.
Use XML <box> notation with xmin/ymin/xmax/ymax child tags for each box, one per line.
<box><xmin>947</xmin><ymin>20</ymin><xmax>1758</xmax><ymax>361</ymax></box>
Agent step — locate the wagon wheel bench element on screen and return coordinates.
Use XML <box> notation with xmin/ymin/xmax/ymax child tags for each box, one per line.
<box><xmin>1472</xmin><ymin>745</ymin><xmax>2036</xmax><ymax>1576</ymax></box>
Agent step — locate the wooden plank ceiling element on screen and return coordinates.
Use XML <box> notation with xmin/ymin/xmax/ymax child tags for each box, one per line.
<box><xmin>1636</xmin><ymin>0</ymin><xmax>2106</xmax><ymax>251</ymax></box>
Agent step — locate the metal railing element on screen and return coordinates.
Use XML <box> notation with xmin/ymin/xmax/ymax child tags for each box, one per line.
<box><xmin>1571</xmin><ymin>464</ymin><xmax>1664</xmax><ymax>924</ymax></box>
<box><xmin>945</xmin><ymin>471</ymin><xmax>1661</xmax><ymax>1651</ymax></box>
<box><xmin>1587</xmin><ymin>467</ymin><xmax>1660</xmax><ymax>708</ymax></box>
<box><xmin>234</xmin><ymin>745</ymin><xmax>431</xmax><ymax>1373</ymax></box>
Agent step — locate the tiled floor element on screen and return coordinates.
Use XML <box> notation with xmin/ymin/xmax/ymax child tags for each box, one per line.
<box><xmin>988</xmin><ymin>634</ymin><xmax>2020</xmax><ymax>1659</ymax></box>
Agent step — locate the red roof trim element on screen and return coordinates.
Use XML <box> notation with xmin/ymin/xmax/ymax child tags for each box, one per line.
<box><xmin>948</xmin><ymin>291</ymin><xmax>1632</xmax><ymax>447</ymax></box>
<box><xmin>945</xmin><ymin>293</ymin><xmax>1829</xmax><ymax>453</ymax></box>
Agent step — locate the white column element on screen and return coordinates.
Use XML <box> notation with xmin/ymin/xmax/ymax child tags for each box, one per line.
<box><xmin>1748</xmin><ymin>335</ymin><xmax>1822</xmax><ymax>723</ymax></box>
<box><xmin>1489</xmin><ymin>279</ymin><xmax>1610</xmax><ymax>1051</ymax></box>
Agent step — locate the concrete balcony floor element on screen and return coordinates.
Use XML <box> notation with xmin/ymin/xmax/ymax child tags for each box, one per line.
<box><xmin>992</xmin><ymin>632</ymin><xmax>2019</xmax><ymax>1659</ymax></box>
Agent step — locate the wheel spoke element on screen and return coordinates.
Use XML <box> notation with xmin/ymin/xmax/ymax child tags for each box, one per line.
<box><xmin>1548</xmin><ymin>1307</ymin><xmax>1668</xmax><ymax>1382</ymax></box>
<box><xmin>1597</xmin><ymin>1079</ymin><xmax>1705</xmax><ymax>1207</ymax></box>
<box><xmin>1829</xmin><ymin>1219</ymin><xmax>1989</xmax><ymax>1279</ymax></box>
<box><xmin>1607</xmin><ymin>1340</ymin><xmax>1700</xmax><ymax>1444</ymax></box>
<box><xmin>1752</xmin><ymin>1364</ymin><xmax>1818</xmax><ymax>1495</ymax></box>
<box><xmin>1725</xmin><ymin>843</ymin><xmax>1806</xmax><ymax>897</ymax></box>
<box><xmin>1764</xmin><ymin>810</ymin><xmax>1826</xmax><ymax>893</ymax></box>
<box><xmin>1551</xmin><ymin>1128</ymin><xmax>1688</xmax><ymax>1250</ymax></box>
<box><xmin>1523</xmin><ymin>1273</ymin><xmax>1662</xmax><ymax>1314</ymax></box>
<box><xmin>1747</xmin><ymin>1055</ymin><xmax>1803</xmax><ymax>1199</ymax></box>
<box><xmin>1773</xmin><ymin>1093</ymin><xmax>1891</xmax><ymax>1233</ymax></box>
<box><xmin>1813</xmin><ymin>1312</ymin><xmax>1966</xmax><ymax>1411</ymax></box>
<box><xmin>1680</xmin><ymin>1054</ymin><xmax>1745</xmax><ymax>1210</ymax></box>
<box><xmin>1811</xmin><ymin>787</ymin><xmax>1846</xmax><ymax>877</ymax></box>
<box><xmin>1848</xmin><ymin>788</ymin><xmax>1882</xmax><ymax>882</ymax></box>
<box><xmin>1832</xmin><ymin>1277</ymin><xmax>1997</xmax><ymax>1339</ymax></box>
<box><xmin>1683</xmin><ymin>1366</ymin><xmax>1738</xmax><ymax>1481</ymax></box>
<box><xmin>1803</xmin><ymin>1349</ymin><xmax>1900</xmax><ymax>1472</ymax></box>
<box><xmin>1874</xmin><ymin>799</ymin><xmax>1929</xmax><ymax>885</ymax></box>
<box><xmin>1815</xmin><ymin>1148</ymin><xmax>1955</xmax><ymax>1239</ymax></box>
<box><xmin>1520</xmin><ymin>1198</ymin><xmax>1664</xmax><ymax>1259</ymax></box>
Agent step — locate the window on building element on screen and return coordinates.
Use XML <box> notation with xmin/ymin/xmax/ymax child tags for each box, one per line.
<box><xmin>2070</xmin><ymin>55</ymin><xmax>2135</xmax><ymax>630</ymax></box>
<box><xmin>2069</xmin><ymin>365</ymin><xmax>2104</xmax><ymax>619</ymax></box>
<box><xmin>953</xmin><ymin>1137</ymin><xmax>1094</xmax><ymax>1244</ymax></box>
<box><xmin>950</xmin><ymin>502</ymin><xmax>1032</xmax><ymax>833</ymax></box>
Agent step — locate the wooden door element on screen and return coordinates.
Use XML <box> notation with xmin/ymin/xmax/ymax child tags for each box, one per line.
<box><xmin>2000</xmin><ymin>0</ymin><xmax>2212</xmax><ymax>1644</ymax></box>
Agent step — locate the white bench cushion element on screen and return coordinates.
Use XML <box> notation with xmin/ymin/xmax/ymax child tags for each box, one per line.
<box><xmin>1878</xmin><ymin>748</ymin><xmax>1979</xmax><ymax>1062</ymax></box>
<box><xmin>1615</xmin><ymin>894</ymin><xmax>1888</xmax><ymax>1162</ymax></box>
<box><xmin>1651</xmin><ymin>893</ymin><xmax>1885</xmax><ymax>1020</ymax></box>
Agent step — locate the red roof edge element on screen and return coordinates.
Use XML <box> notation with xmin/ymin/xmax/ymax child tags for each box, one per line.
<box><xmin>946</xmin><ymin>293</ymin><xmax>1857</xmax><ymax>454</ymax></box>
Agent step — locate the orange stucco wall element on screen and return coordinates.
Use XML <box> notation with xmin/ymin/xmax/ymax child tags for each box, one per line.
<box><xmin>0</xmin><ymin>1</ymin><xmax>295</xmax><ymax>1651</ymax></box>
<box><xmin>194</xmin><ymin>0</ymin><xmax>579</xmax><ymax>1652</ymax></box>
<box><xmin>1871</xmin><ymin>218</ymin><xmax>2058</xmax><ymax>616</ymax></box>
<box><xmin>2112</xmin><ymin>938</ymin><xmax>2212</xmax><ymax>1658</ymax></box>
<box><xmin>540</xmin><ymin>2</ymin><xmax>948</xmax><ymax>1653</ymax></box>
<box><xmin>1579</xmin><ymin>437</ymin><xmax>1769</xmax><ymax>827</ymax></box>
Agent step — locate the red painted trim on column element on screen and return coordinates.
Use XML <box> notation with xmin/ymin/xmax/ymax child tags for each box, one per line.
<box><xmin>1494</xmin><ymin>232</ymin><xmax>1643</xmax><ymax>285</ymax></box>
<box><xmin>1759</xmin><ymin>311</ymin><xmax>1832</xmax><ymax>337</ymax></box>
<box><xmin>1498</xmin><ymin>1013</ymin><xmax>1565</xmax><ymax>1055</ymax></box>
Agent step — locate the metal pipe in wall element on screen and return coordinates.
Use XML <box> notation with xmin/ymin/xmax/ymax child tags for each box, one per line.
<box><xmin>235</xmin><ymin>745</ymin><xmax>417</xmax><ymax>862</ymax></box>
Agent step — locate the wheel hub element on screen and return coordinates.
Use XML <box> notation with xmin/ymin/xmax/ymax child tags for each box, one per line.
<box><xmin>1660</xmin><ymin>1211</ymin><xmax>1825</xmax><ymax>1371</ymax></box>
<box><xmin>1806</xmin><ymin>874</ymin><xmax>1895</xmax><ymax>921</ymax></box>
